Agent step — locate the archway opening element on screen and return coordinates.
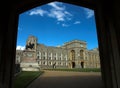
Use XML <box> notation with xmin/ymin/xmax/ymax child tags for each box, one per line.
<box><xmin>70</xmin><ymin>50</ymin><xmax>75</xmax><ymax>61</ymax></box>
<box><xmin>81</xmin><ymin>61</ymin><xmax>84</xmax><ymax>68</ymax></box>
<box><xmin>14</xmin><ymin>1</ymin><xmax>103</xmax><ymax>88</ymax></box>
<box><xmin>72</xmin><ymin>62</ymin><xmax>75</xmax><ymax>68</ymax></box>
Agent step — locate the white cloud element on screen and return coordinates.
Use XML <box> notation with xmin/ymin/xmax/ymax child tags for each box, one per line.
<box><xmin>62</xmin><ymin>23</ymin><xmax>69</xmax><ymax>27</ymax></box>
<box><xmin>48</xmin><ymin>1</ymin><xmax>65</xmax><ymax>10</ymax></box>
<box><xmin>74</xmin><ymin>21</ymin><xmax>81</xmax><ymax>24</ymax></box>
<box><xmin>16</xmin><ymin>46</ymin><xmax>25</xmax><ymax>50</ymax></box>
<box><xmin>84</xmin><ymin>8</ymin><xmax>94</xmax><ymax>19</ymax></box>
<box><xmin>64</xmin><ymin>11</ymin><xmax>72</xmax><ymax>16</ymax></box>
<box><xmin>48</xmin><ymin>10</ymin><xmax>65</xmax><ymax>21</ymax></box>
<box><xmin>29</xmin><ymin>8</ymin><xmax>47</xmax><ymax>16</ymax></box>
<box><xmin>48</xmin><ymin>2</ymin><xmax>72</xmax><ymax>22</ymax></box>
<box><xmin>28</xmin><ymin>1</ymin><xmax>73</xmax><ymax>22</ymax></box>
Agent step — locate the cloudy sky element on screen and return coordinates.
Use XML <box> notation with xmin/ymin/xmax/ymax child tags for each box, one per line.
<box><xmin>17</xmin><ymin>1</ymin><xmax>98</xmax><ymax>50</ymax></box>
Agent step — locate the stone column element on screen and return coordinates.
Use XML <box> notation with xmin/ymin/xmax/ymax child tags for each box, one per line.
<box><xmin>0</xmin><ymin>6</ymin><xmax>18</xmax><ymax>88</ymax></box>
<box><xmin>95</xmin><ymin>0</ymin><xmax>120</xmax><ymax>88</ymax></box>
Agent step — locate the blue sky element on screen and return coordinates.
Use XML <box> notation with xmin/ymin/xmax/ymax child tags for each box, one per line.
<box><xmin>16</xmin><ymin>1</ymin><xmax>98</xmax><ymax>50</ymax></box>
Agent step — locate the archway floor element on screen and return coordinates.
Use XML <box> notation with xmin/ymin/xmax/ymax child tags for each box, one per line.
<box><xmin>27</xmin><ymin>70</ymin><xmax>104</xmax><ymax>88</ymax></box>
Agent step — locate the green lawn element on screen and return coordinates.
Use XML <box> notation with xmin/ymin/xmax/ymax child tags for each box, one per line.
<box><xmin>14</xmin><ymin>68</ymin><xmax>100</xmax><ymax>88</ymax></box>
<box><xmin>14</xmin><ymin>71</ymin><xmax>44</xmax><ymax>88</ymax></box>
<box><xmin>43</xmin><ymin>68</ymin><xmax>101</xmax><ymax>72</ymax></box>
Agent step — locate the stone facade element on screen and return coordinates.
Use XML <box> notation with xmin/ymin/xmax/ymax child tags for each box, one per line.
<box><xmin>16</xmin><ymin>35</ymin><xmax>100</xmax><ymax>71</ymax></box>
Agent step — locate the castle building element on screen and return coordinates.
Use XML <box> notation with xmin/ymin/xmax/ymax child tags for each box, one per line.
<box><xmin>16</xmin><ymin>35</ymin><xmax>100</xmax><ymax>71</ymax></box>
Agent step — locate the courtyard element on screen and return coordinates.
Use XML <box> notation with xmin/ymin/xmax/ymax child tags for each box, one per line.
<box><xmin>27</xmin><ymin>70</ymin><xmax>104</xmax><ymax>88</ymax></box>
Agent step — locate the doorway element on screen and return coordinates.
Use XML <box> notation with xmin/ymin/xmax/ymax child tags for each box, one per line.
<box><xmin>81</xmin><ymin>62</ymin><xmax>84</xmax><ymax>68</ymax></box>
<box><xmin>72</xmin><ymin>62</ymin><xmax>75</xmax><ymax>68</ymax></box>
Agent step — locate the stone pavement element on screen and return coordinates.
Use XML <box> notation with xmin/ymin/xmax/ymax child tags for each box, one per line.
<box><xmin>27</xmin><ymin>70</ymin><xmax>104</xmax><ymax>88</ymax></box>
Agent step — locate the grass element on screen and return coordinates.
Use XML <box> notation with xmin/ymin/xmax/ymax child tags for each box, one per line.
<box><xmin>14</xmin><ymin>71</ymin><xmax>44</xmax><ymax>88</ymax></box>
<box><xmin>43</xmin><ymin>68</ymin><xmax>101</xmax><ymax>72</ymax></box>
<box><xmin>14</xmin><ymin>68</ymin><xmax>100</xmax><ymax>88</ymax></box>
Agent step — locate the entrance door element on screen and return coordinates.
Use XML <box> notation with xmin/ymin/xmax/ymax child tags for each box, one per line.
<box><xmin>72</xmin><ymin>62</ymin><xmax>75</xmax><ymax>68</ymax></box>
<box><xmin>81</xmin><ymin>62</ymin><xmax>84</xmax><ymax>68</ymax></box>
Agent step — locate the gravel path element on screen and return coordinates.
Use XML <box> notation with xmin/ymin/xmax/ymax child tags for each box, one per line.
<box><xmin>27</xmin><ymin>70</ymin><xmax>104</xmax><ymax>88</ymax></box>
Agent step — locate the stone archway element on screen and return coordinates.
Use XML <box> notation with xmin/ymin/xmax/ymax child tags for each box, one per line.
<box><xmin>70</xmin><ymin>50</ymin><xmax>75</xmax><ymax>61</ymax></box>
<box><xmin>1</xmin><ymin>0</ymin><xmax>120</xmax><ymax>88</ymax></box>
<box><xmin>80</xmin><ymin>50</ymin><xmax>84</xmax><ymax>60</ymax></box>
<box><xmin>71</xmin><ymin>62</ymin><xmax>75</xmax><ymax>68</ymax></box>
<box><xmin>68</xmin><ymin>62</ymin><xmax>76</xmax><ymax>68</ymax></box>
<box><xmin>81</xmin><ymin>61</ymin><xmax>84</xmax><ymax>68</ymax></box>
<box><xmin>69</xmin><ymin>50</ymin><xmax>76</xmax><ymax>68</ymax></box>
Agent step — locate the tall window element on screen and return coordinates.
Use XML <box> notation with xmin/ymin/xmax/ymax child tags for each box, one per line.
<box><xmin>70</xmin><ymin>50</ymin><xmax>75</xmax><ymax>60</ymax></box>
<box><xmin>80</xmin><ymin>50</ymin><xmax>84</xmax><ymax>57</ymax></box>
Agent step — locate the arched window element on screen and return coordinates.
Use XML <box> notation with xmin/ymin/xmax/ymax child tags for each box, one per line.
<box><xmin>80</xmin><ymin>50</ymin><xmax>84</xmax><ymax>59</ymax></box>
<box><xmin>70</xmin><ymin>50</ymin><xmax>75</xmax><ymax>60</ymax></box>
<box><xmin>80</xmin><ymin>50</ymin><xmax>84</xmax><ymax>57</ymax></box>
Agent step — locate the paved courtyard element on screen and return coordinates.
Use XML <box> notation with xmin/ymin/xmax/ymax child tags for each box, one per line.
<box><xmin>27</xmin><ymin>70</ymin><xmax>104</xmax><ymax>88</ymax></box>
